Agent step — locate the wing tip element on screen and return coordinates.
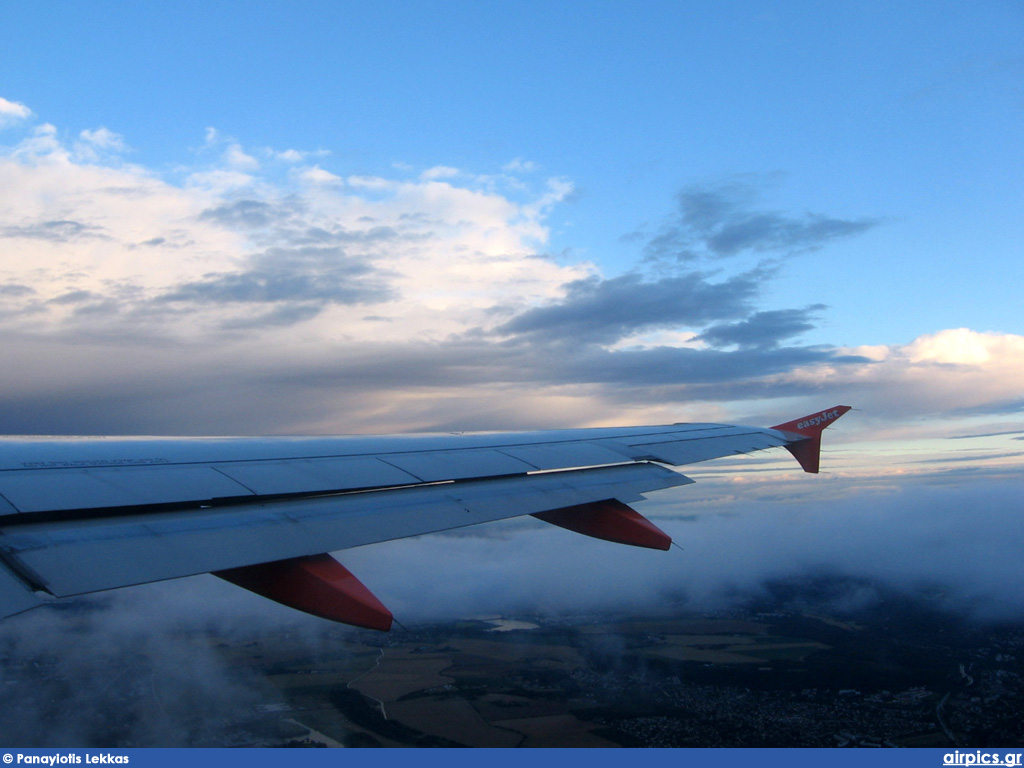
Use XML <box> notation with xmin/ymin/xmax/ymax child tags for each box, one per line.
<box><xmin>771</xmin><ymin>405</ymin><xmax>852</xmax><ymax>474</ymax></box>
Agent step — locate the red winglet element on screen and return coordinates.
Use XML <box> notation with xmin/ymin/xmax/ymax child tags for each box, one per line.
<box><xmin>771</xmin><ymin>405</ymin><xmax>851</xmax><ymax>474</ymax></box>
<box><xmin>215</xmin><ymin>554</ymin><xmax>393</xmax><ymax>631</ymax></box>
<box><xmin>532</xmin><ymin>499</ymin><xmax>672</xmax><ymax>551</ymax></box>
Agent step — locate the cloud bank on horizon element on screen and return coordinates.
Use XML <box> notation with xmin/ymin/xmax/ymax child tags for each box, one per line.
<box><xmin>1</xmin><ymin>99</ymin><xmax>1021</xmax><ymax>455</ymax></box>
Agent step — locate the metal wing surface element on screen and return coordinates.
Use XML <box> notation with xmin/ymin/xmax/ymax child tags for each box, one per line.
<box><xmin>0</xmin><ymin>407</ymin><xmax>850</xmax><ymax>628</ymax></box>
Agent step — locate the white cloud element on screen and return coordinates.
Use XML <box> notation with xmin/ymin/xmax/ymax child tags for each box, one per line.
<box><xmin>0</xmin><ymin>114</ymin><xmax>608</xmax><ymax>436</ymax></box>
<box><xmin>522</xmin><ymin>176</ymin><xmax>574</xmax><ymax>220</ymax></box>
<box><xmin>184</xmin><ymin>167</ymin><xmax>258</xmax><ymax>194</ymax></box>
<box><xmin>822</xmin><ymin>328</ymin><xmax>1024</xmax><ymax>420</ymax></box>
<box><xmin>0</xmin><ymin>118</ymin><xmax>585</xmax><ymax>361</ymax></box>
<box><xmin>420</xmin><ymin>165</ymin><xmax>459</xmax><ymax>180</ymax></box>
<box><xmin>904</xmin><ymin>327</ymin><xmax>1017</xmax><ymax>365</ymax></box>
<box><xmin>78</xmin><ymin>127</ymin><xmax>125</xmax><ymax>151</ymax></box>
<box><xmin>502</xmin><ymin>157</ymin><xmax>538</xmax><ymax>173</ymax></box>
<box><xmin>345</xmin><ymin>174</ymin><xmax>395</xmax><ymax>190</ymax></box>
<box><xmin>10</xmin><ymin>123</ymin><xmax>67</xmax><ymax>162</ymax></box>
<box><xmin>223</xmin><ymin>142</ymin><xmax>259</xmax><ymax>170</ymax></box>
<box><xmin>72</xmin><ymin>127</ymin><xmax>128</xmax><ymax>164</ymax></box>
<box><xmin>0</xmin><ymin>96</ymin><xmax>32</xmax><ymax>127</ymax></box>
<box><xmin>296</xmin><ymin>164</ymin><xmax>342</xmax><ymax>185</ymax></box>
<box><xmin>269</xmin><ymin>147</ymin><xmax>329</xmax><ymax>163</ymax></box>
<box><xmin>0</xmin><ymin>155</ymin><xmax>245</xmax><ymax>320</ymax></box>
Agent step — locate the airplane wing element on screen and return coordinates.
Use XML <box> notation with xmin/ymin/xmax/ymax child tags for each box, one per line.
<box><xmin>0</xmin><ymin>406</ymin><xmax>850</xmax><ymax>629</ymax></box>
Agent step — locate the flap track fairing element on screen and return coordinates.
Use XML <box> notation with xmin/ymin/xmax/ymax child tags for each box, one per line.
<box><xmin>532</xmin><ymin>499</ymin><xmax>672</xmax><ymax>551</ymax></box>
<box><xmin>215</xmin><ymin>553</ymin><xmax>393</xmax><ymax>631</ymax></box>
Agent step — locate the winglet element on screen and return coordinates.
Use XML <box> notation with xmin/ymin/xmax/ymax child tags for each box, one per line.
<box><xmin>771</xmin><ymin>405</ymin><xmax>851</xmax><ymax>474</ymax></box>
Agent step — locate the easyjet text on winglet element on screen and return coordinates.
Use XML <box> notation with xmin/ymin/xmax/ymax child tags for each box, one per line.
<box><xmin>796</xmin><ymin>409</ymin><xmax>843</xmax><ymax>430</ymax></box>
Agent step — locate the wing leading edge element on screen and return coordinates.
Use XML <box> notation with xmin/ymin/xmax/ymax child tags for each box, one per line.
<box><xmin>0</xmin><ymin>406</ymin><xmax>850</xmax><ymax>628</ymax></box>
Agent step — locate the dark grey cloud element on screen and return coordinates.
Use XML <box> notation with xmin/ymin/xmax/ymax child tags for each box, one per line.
<box><xmin>0</xmin><ymin>283</ymin><xmax>35</xmax><ymax>297</ymax></box>
<box><xmin>199</xmin><ymin>199</ymin><xmax>283</xmax><ymax>229</ymax></box>
<box><xmin>492</xmin><ymin>180</ymin><xmax>878</xmax><ymax>354</ymax></box>
<box><xmin>0</xmin><ymin>183</ymin><xmax>888</xmax><ymax>434</ymax></box>
<box><xmin>1</xmin><ymin>219</ymin><xmax>109</xmax><ymax>242</ymax></box>
<box><xmin>155</xmin><ymin>245</ymin><xmax>394</xmax><ymax>326</ymax></box>
<box><xmin>198</xmin><ymin>199</ymin><xmax>402</xmax><ymax>249</ymax></box>
<box><xmin>948</xmin><ymin>397</ymin><xmax>1024</xmax><ymax>419</ymax></box>
<box><xmin>129</xmin><ymin>231</ymin><xmax>196</xmax><ymax>250</ymax></box>
<box><xmin>641</xmin><ymin>179</ymin><xmax>879</xmax><ymax>262</ymax></box>
<box><xmin>696</xmin><ymin>305</ymin><xmax>826</xmax><ymax>350</ymax></box>
<box><xmin>0</xmin><ymin>258</ymin><xmax>859</xmax><ymax>436</ymax></box>
<box><xmin>215</xmin><ymin>336</ymin><xmax>856</xmax><ymax>425</ymax></box>
<box><xmin>0</xmin><ymin>326</ymin><xmax>862</xmax><ymax>435</ymax></box>
<box><xmin>554</xmin><ymin>343</ymin><xmax>841</xmax><ymax>387</ymax></box>
<box><xmin>286</xmin><ymin>224</ymin><xmax>402</xmax><ymax>247</ymax></box>
<box><xmin>218</xmin><ymin>303</ymin><xmax>326</xmax><ymax>330</ymax></box>
<box><xmin>909</xmin><ymin>451</ymin><xmax>1023</xmax><ymax>464</ymax></box>
<box><xmin>0</xmin><ymin>382</ymin><xmax>296</xmax><ymax>436</ymax></box>
<box><xmin>262</xmin><ymin>340</ymin><xmax>722</xmax><ymax>391</ymax></box>
<box><xmin>71</xmin><ymin>298</ymin><xmax>130</xmax><ymax>318</ymax></box>
<box><xmin>497</xmin><ymin>270</ymin><xmax>763</xmax><ymax>344</ymax></box>
<box><xmin>949</xmin><ymin>430</ymin><xmax>1024</xmax><ymax>440</ymax></box>
<box><xmin>160</xmin><ymin>268</ymin><xmax>382</xmax><ymax>306</ymax></box>
<box><xmin>0</xmin><ymin>284</ymin><xmax>44</xmax><ymax>321</ymax></box>
<box><xmin>47</xmin><ymin>289</ymin><xmax>100</xmax><ymax>306</ymax></box>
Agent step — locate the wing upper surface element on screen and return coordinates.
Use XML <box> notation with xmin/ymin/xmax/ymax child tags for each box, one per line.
<box><xmin>0</xmin><ymin>423</ymin><xmax>783</xmax><ymax>514</ymax></box>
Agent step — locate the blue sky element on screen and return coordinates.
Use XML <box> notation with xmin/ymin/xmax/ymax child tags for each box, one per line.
<box><xmin>3</xmin><ymin>2</ymin><xmax>1021</xmax><ymax>344</ymax></box>
<box><xmin>0</xmin><ymin>3</ymin><xmax>1021</xmax><ymax>460</ymax></box>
